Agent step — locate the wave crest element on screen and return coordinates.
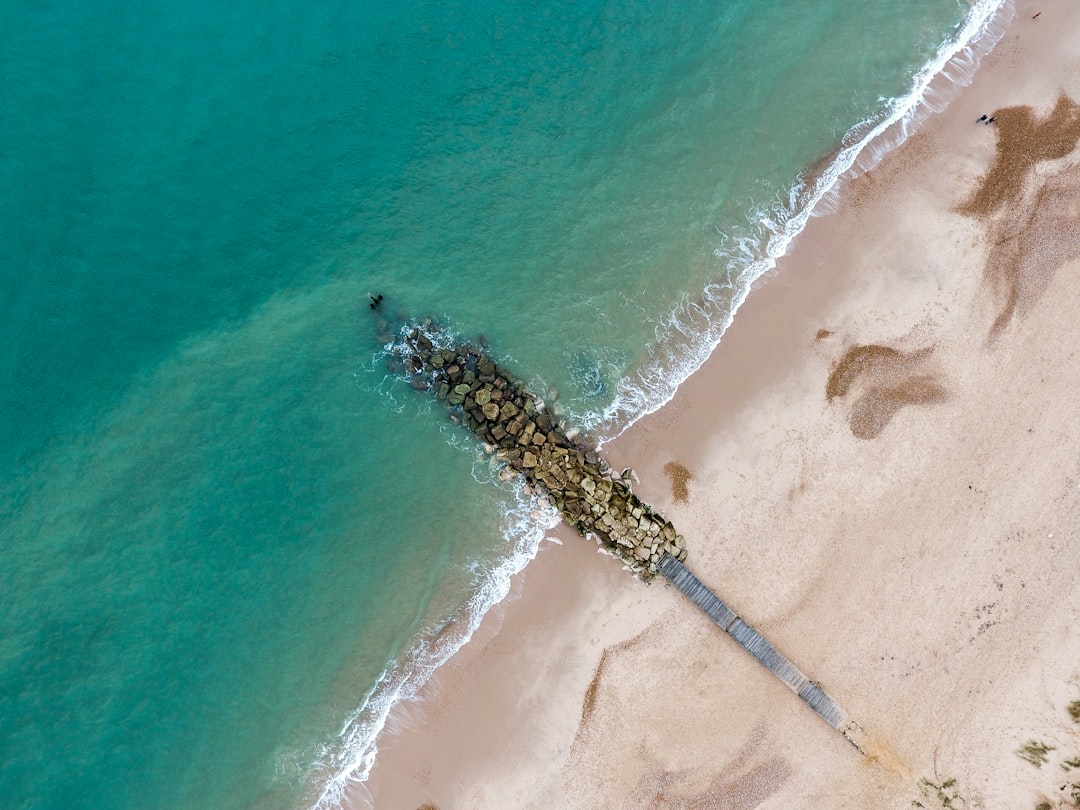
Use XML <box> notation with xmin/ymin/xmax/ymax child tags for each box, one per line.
<box><xmin>304</xmin><ymin>1</ymin><xmax>1013</xmax><ymax>804</ymax></box>
<box><xmin>303</xmin><ymin>468</ymin><xmax>558</xmax><ymax>810</ymax></box>
<box><xmin>589</xmin><ymin>0</ymin><xmax>1013</xmax><ymax>444</ymax></box>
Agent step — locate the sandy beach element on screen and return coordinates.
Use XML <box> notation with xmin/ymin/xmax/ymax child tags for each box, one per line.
<box><xmin>354</xmin><ymin>1</ymin><xmax>1080</xmax><ymax>806</ymax></box>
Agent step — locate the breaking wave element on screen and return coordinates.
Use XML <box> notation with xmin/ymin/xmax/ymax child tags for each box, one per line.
<box><xmin>587</xmin><ymin>0</ymin><xmax>1012</xmax><ymax>444</ymax></box>
<box><xmin>301</xmin><ymin>1</ymin><xmax>1013</xmax><ymax>805</ymax></box>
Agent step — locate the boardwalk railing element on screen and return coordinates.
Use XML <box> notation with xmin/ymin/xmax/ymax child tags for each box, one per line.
<box><xmin>658</xmin><ymin>553</ymin><xmax>857</xmax><ymax>741</ymax></box>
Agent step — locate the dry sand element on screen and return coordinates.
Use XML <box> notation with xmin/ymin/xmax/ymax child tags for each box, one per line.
<box><xmin>354</xmin><ymin>1</ymin><xmax>1080</xmax><ymax>806</ymax></box>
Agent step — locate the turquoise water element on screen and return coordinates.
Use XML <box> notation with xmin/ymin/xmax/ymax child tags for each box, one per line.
<box><xmin>0</xmin><ymin>1</ymin><xmax>996</xmax><ymax>807</ymax></box>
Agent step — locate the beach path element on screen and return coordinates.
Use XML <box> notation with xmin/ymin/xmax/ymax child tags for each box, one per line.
<box><xmin>658</xmin><ymin>554</ymin><xmax>853</xmax><ymax>737</ymax></box>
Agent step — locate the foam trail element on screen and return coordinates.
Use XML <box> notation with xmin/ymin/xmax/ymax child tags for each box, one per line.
<box><xmin>305</xmin><ymin>472</ymin><xmax>559</xmax><ymax>810</ymax></box>
<box><xmin>589</xmin><ymin>0</ymin><xmax>1013</xmax><ymax>445</ymax></box>
<box><xmin>304</xmin><ymin>1</ymin><xmax>1014</xmax><ymax>804</ymax></box>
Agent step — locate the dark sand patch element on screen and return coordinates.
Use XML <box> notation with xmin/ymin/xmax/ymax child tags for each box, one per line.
<box><xmin>631</xmin><ymin>728</ymin><xmax>792</xmax><ymax>810</ymax></box>
<box><xmin>632</xmin><ymin>759</ymin><xmax>792</xmax><ymax>810</ymax></box>
<box><xmin>827</xmin><ymin>345</ymin><xmax>946</xmax><ymax>439</ymax></box>
<box><xmin>573</xmin><ymin>626</ymin><xmax>655</xmax><ymax>750</ymax></box>
<box><xmin>956</xmin><ymin>96</ymin><xmax>1080</xmax><ymax>339</ymax></box>
<box><xmin>983</xmin><ymin>167</ymin><xmax>1080</xmax><ymax>338</ymax></box>
<box><xmin>849</xmin><ymin>376</ymin><xmax>949</xmax><ymax>440</ymax></box>
<box><xmin>825</xmin><ymin>345</ymin><xmax>931</xmax><ymax>401</ymax></box>
<box><xmin>958</xmin><ymin>95</ymin><xmax>1080</xmax><ymax>218</ymax></box>
<box><xmin>663</xmin><ymin>461</ymin><xmax>694</xmax><ymax>503</ymax></box>
<box><xmin>577</xmin><ymin>648</ymin><xmax>611</xmax><ymax>737</ymax></box>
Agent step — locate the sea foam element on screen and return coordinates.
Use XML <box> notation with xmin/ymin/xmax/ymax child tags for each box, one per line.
<box><xmin>588</xmin><ymin>0</ymin><xmax>1013</xmax><ymax>446</ymax></box>
<box><xmin>306</xmin><ymin>481</ymin><xmax>558</xmax><ymax>809</ymax></box>
<box><xmin>304</xmin><ymin>1</ymin><xmax>1013</xmax><ymax>805</ymax></box>
<box><xmin>305</xmin><ymin>325</ymin><xmax>560</xmax><ymax>808</ymax></box>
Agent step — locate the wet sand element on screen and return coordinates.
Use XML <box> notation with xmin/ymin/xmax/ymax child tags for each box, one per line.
<box><xmin>355</xmin><ymin>1</ymin><xmax>1080</xmax><ymax>806</ymax></box>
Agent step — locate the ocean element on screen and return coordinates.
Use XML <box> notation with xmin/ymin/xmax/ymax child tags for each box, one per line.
<box><xmin>0</xmin><ymin>0</ymin><xmax>1006</xmax><ymax>807</ymax></box>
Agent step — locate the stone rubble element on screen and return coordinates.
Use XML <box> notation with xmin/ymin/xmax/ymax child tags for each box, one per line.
<box><xmin>396</xmin><ymin>326</ymin><xmax>687</xmax><ymax>577</ymax></box>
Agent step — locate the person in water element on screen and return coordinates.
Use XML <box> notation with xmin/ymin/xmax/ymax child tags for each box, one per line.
<box><xmin>368</xmin><ymin>293</ymin><xmax>383</xmax><ymax>310</ymax></box>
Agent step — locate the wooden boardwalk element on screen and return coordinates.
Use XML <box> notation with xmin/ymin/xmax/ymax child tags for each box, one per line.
<box><xmin>658</xmin><ymin>553</ymin><xmax>850</xmax><ymax>734</ymax></box>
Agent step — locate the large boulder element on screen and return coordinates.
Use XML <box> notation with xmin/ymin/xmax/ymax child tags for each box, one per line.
<box><xmin>397</xmin><ymin>327</ymin><xmax>687</xmax><ymax>579</ymax></box>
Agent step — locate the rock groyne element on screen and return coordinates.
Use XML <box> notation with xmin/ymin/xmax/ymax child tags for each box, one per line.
<box><xmin>395</xmin><ymin>325</ymin><xmax>687</xmax><ymax>577</ymax></box>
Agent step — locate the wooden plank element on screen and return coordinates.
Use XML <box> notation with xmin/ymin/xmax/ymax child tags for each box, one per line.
<box><xmin>729</xmin><ymin>620</ymin><xmax>808</xmax><ymax>692</ymax></box>
<box><xmin>659</xmin><ymin>554</ymin><xmax>738</xmax><ymax>629</ymax></box>
<box><xmin>799</xmin><ymin>681</ymin><xmax>847</xmax><ymax>728</ymax></box>
<box><xmin>658</xmin><ymin>553</ymin><xmax>849</xmax><ymax>732</ymax></box>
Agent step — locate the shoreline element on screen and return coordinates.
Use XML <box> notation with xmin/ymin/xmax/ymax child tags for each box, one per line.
<box><xmin>592</xmin><ymin>0</ymin><xmax>1009</xmax><ymax>442</ymax></box>
<box><xmin>315</xmin><ymin>5</ymin><xmax>1014</xmax><ymax>797</ymax></box>
<box><xmin>352</xmin><ymin>0</ymin><xmax>1080</xmax><ymax>806</ymax></box>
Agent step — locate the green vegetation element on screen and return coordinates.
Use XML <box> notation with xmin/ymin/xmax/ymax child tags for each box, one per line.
<box><xmin>1067</xmin><ymin>701</ymin><xmax>1080</xmax><ymax>724</ymax></box>
<box><xmin>913</xmin><ymin>776</ymin><xmax>971</xmax><ymax>808</ymax></box>
<box><xmin>1018</xmin><ymin>741</ymin><xmax>1056</xmax><ymax>768</ymax></box>
<box><xmin>915</xmin><ymin>691</ymin><xmax>1080</xmax><ymax>809</ymax></box>
<box><xmin>1014</xmin><ymin>720</ymin><xmax>1080</xmax><ymax>809</ymax></box>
